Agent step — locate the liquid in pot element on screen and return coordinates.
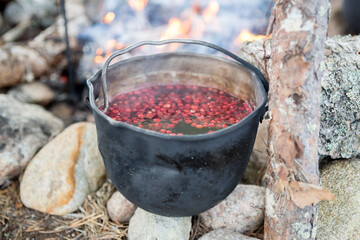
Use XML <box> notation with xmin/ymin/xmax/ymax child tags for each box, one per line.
<box><xmin>103</xmin><ymin>84</ymin><xmax>253</xmax><ymax>135</ymax></box>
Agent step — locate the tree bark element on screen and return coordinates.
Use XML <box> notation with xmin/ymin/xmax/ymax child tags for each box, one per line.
<box><xmin>263</xmin><ymin>1</ymin><xmax>332</xmax><ymax>239</ymax></box>
<box><xmin>0</xmin><ymin>0</ymin><xmax>89</xmax><ymax>88</ymax></box>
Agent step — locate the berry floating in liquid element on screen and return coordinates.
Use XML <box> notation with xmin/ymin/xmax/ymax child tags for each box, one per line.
<box><xmin>103</xmin><ymin>84</ymin><xmax>253</xmax><ymax>135</ymax></box>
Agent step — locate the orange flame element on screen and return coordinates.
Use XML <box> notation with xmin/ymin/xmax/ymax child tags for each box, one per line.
<box><xmin>116</xmin><ymin>42</ymin><xmax>125</xmax><ymax>50</ymax></box>
<box><xmin>128</xmin><ymin>0</ymin><xmax>148</xmax><ymax>12</ymax></box>
<box><xmin>94</xmin><ymin>55</ymin><xmax>104</xmax><ymax>64</ymax></box>
<box><xmin>160</xmin><ymin>18</ymin><xmax>191</xmax><ymax>40</ymax></box>
<box><xmin>105</xmin><ymin>39</ymin><xmax>117</xmax><ymax>51</ymax></box>
<box><xmin>202</xmin><ymin>1</ymin><xmax>220</xmax><ymax>23</ymax></box>
<box><xmin>96</xmin><ymin>48</ymin><xmax>103</xmax><ymax>55</ymax></box>
<box><xmin>233</xmin><ymin>29</ymin><xmax>271</xmax><ymax>45</ymax></box>
<box><xmin>103</xmin><ymin>12</ymin><xmax>115</xmax><ymax>24</ymax></box>
<box><xmin>94</xmin><ymin>41</ymin><xmax>125</xmax><ymax>65</ymax></box>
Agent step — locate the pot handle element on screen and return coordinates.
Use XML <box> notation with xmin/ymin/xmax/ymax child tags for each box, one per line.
<box><xmin>101</xmin><ymin>39</ymin><xmax>269</xmax><ymax>113</ymax></box>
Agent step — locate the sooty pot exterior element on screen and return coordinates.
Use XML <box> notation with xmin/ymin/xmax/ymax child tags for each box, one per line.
<box><xmin>93</xmin><ymin>107</ymin><xmax>261</xmax><ymax>216</ymax></box>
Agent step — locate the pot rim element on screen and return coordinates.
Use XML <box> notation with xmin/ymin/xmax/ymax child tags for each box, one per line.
<box><xmin>86</xmin><ymin>43</ymin><xmax>268</xmax><ymax>141</ymax></box>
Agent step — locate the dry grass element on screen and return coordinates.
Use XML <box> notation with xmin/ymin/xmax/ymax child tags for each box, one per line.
<box><xmin>1</xmin><ymin>179</ymin><xmax>211</xmax><ymax>240</ymax></box>
<box><xmin>0</xmin><ymin>180</ymin><xmax>128</xmax><ymax>239</ymax></box>
<box><xmin>189</xmin><ymin>215</ymin><xmax>211</xmax><ymax>240</ymax></box>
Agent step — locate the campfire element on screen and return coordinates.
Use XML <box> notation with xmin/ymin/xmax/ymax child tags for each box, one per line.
<box><xmin>78</xmin><ymin>0</ymin><xmax>272</xmax><ymax>79</ymax></box>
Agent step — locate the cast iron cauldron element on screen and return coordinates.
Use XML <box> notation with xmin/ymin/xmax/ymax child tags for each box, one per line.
<box><xmin>343</xmin><ymin>0</ymin><xmax>360</xmax><ymax>33</ymax></box>
<box><xmin>86</xmin><ymin>39</ymin><xmax>268</xmax><ymax>217</ymax></box>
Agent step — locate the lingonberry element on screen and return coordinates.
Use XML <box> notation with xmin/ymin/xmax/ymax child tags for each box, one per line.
<box><xmin>103</xmin><ymin>84</ymin><xmax>253</xmax><ymax>135</ymax></box>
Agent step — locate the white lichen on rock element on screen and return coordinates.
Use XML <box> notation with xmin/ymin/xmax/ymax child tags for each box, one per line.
<box><xmin>319</xmin><ymin>35</ymin><xmax>360</xmax><ymax>159</ymax></box>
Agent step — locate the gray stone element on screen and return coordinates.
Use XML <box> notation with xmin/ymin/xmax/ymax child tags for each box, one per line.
<box><xmin>4</xmin><ymin>0</ymin><xmax>58</xmax><ymax>27</ymax></box>
<box><xmin>20</xmin><ymin>122</ymin><xmax>106</xmax><ymax>215</ymax></box>
<box><xmin>128</xmin><ymin>208</ymin><xmax>192</xmax><ymax>240</ymax></box>
<box><xmin>0</xmin><ymin>94</ymin><xmax>63</xmax><ymax>186</ymax></box>
<box><xmin>8</xmin><ymin>82</ymin><xmax>55</xmax><ymax>106</ymax></box>
<box><xmin>319</xmin><ymin>36</ymin><xmax>360</xmax><ymax>159</ymax></box>
<box><xmin>107</xmin><ymin>191</ymin><xmax>136</xmax><ymax>223</ymax></box>
<box><xmin>200</xmin><ymin>184</ymin><xmax>265</xmax><ymax>233</ymax></box>
<box><xmin>317</xmin><ymin>159</ymin><xmax>360</xmax><ymax>240</ymax></box>
<box><xmin>199</xmin><ymin>229</ymin><xmax>258</xmax><ymax>240</ymax></box>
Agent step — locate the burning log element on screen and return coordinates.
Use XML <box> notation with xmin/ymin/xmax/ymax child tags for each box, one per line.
<box><xmin>261</xmin><ymin>1</ymin><xmax>335</xmax><ymax>239</ymax></box>
<box><xmin>0</xmin><ymin>0</ymin><xmax>90</xmax><ymax>88</ymax></box>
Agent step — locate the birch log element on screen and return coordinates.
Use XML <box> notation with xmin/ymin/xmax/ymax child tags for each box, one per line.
<box><xmin>263</xmin><ymin>1</ymin><xmax>334</xmax><ymax>239</ymax></box>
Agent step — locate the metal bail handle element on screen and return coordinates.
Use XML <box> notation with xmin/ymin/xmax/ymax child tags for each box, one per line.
<box><xmin>101</xmin><ymin>39</ymin><xmax>269</xmax><ymax>113</ymax></box>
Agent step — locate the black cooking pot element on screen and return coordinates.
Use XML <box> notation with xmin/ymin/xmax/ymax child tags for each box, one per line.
<box><xmin>86</xmin><ymin>39</ymin><xmax>268</xmax><ymax>217</ymax></box>
<box><xmin>343</xmin><ymin>0</ymin><xmax>360</xmax><ymax>33</ymax></box>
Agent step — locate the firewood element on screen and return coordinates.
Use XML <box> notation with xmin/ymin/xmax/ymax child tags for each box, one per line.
<box><xmin>261</xmin><ymin>1</ymin><xmax>332</xmax><ymax>239</ymax></box>
<box><xmin>0</xmin><ymin>17</ymin><xmax>34</xmax><ymax>43</ymax></box>
<box><xmin>0</xmin><ymin>0</ymin><xmax>89</xmax><ymax>88</ymax></box>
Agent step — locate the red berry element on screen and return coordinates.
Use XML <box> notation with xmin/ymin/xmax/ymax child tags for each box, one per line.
<box><xmin>104</xmin><ymin>84</ymin><xmax>253</xmax><ymax>135</ymax></box>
